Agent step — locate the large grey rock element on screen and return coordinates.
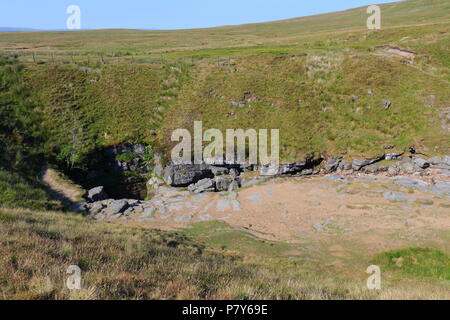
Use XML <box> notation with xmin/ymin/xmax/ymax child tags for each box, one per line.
<box><xmin>214</xmin><ymin>175</ymin><xmax>234</xmax><ymax>192</ymax></box>
<box><xmin>352</xmin><ymin>155</ymin><xmax>384</xmax><ymax>171</ymax></box>
<box><xmin>338</xmin><ymin>162</ymin><xmax>352</xmax><ymax>171</ymax></box>
<box><xmin>279</xmin><ymin>162</ymin><xmax>306</xmax><ymax>174</ymax></box>
<box><xmin>362</xmin><ymin>164</ymin><xmax>388</xmax><ymax>174</ymax></box>
<box><xmin>259</xmin><ymin>161</ymin><xmax>306</xmax><ymax>176</ymax></box>
<box><xmin>87</xmin><ymin>202</ymin><xmax>104</xmax><ymax>215</ymax></box>
<box><xmin>325</xmin><ymin>158</ymin><xmax>341</xmax><ymax>172</ymax></box>
<box><xmin>163</xmin><ymin>164</ymin><xmax>213</xmax><ymax>187</ymax></box>
<box><xmin>104</xmin><ymin>200</ymin><xmax>129</xmax><ymax>215</ymax></box>
<box><xmin>188</xmin><ymin>178</ymin><xmax>215</xmax><ymax>194</ymax></box>
<box><xmin>413</xmin><ymin>157</ymin><xmax>430</xmax><ymax>169</ymax></box>
<box><xmin>87</xmin><ymin>186</ymin><xmax>108</xmax><ymax>202</ymax></box>
<box><xmin>381</xmin><ymin>98</ymin><xmax>392</xmax><ymax>110</ymax></box>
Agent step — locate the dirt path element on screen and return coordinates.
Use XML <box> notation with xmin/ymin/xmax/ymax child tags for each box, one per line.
<box><xmin>40</xmin><ymin>166</ymin><xmax>85</xmax><ymax>210</ymax></box>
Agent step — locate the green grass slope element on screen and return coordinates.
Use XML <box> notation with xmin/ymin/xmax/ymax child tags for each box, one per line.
<box><xmin>0</xmin><ymin>0</ymin><xmax>449</xmax><ymax>55</ymax></box>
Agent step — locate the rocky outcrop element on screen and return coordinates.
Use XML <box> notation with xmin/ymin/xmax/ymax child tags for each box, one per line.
<box><xmin>188</xmin><ymin>178</ymin><xmax>216</xmax><ymax>193</ymax></box>
<box><xmin>84</xmin><ymin>147</ymin><xmax>450</xmax><ymax>203</ymax></box>
<box><xmin>325</xmin><ymin>158</ymin><xmax>341</xmax><ymax>173</ymax></box>
<box><xmin>413</xmin><ymin>157</ymin><xmax>430</xmax><ymax>169</ymax></box>
<box><xmin>361</xmin><ymin>164</ymin><xmax>388</xmax><ymax>174</ymax></box>
<box><xmin>337</xmin><ymin>162</ymin><xmax>352</xmax><ymax>171</ymax></box>
<box><xmin>163</xmin><ymin>164</ymin><xmax>214</xmax><ymax>187</ymax></box>
<box><xmin>387</xmin><ymin>156</ymin><xmax>433</xmax><ymax>175</ymax></box>
<box><xmin>394</xmin><ymin>177</ymin><xmax>450</xmax><ymax>197</ymax></box>
<box><xmin>159</xmin><ymin>153</ymin><xmax>449</xmax><ymax>195</ymax></box>
<box><xmin>87</xmin><ymin>186</ymin><xmax>108</xmax><ymax>202</ymax></box>
<box><xmin>103</xmin><ymin>199</ymin><xmax>129</xmax><ymax>215</ymax></box>
<box><xmin>85</xmin><ymin>198</ymin><xmax>151</xmax><ymax>220</ymax></box>
<box><xmin>352</xmin><ymin>155</ymin><xmax>385</xmax><ymax>171</ymax></box>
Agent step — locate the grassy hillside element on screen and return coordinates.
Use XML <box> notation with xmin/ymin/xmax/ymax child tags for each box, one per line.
<box><xmin>0</xmin><ymin>207</ymin><xmax>359</xmax><ymax>300</ymax></box>
<box><xmin>13</xmin><ymin>24</ymin><xmax>449</xmax><ymax>166</ymax></box>
<box><xmin>0</xmin><ymin>0</ymin><xmax>449</xmax><ymax>55</ymax></box>
<box><xmin>0</xmin><ymin>0</ymin><xmax>448</xmax><ymax>167</ymax></box>
<box><xmin>0</xmin><ymin>56</ymin><xmax>60</xmax><ymax>210</ymax></box>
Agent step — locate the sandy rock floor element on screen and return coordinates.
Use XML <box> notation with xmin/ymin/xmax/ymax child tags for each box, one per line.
<box><xmin>115</xmin><ymin>173</ymin><xmax>449</xmax><ymax>258</ymax></box>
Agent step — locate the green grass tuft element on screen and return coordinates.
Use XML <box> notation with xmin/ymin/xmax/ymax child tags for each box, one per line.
<box><xmin>373</xmin><ymin>248</ymin><xmax>450</xmax><ymax>280</ymax></box>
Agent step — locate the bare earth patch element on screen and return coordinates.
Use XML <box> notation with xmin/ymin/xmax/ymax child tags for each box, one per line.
<box><xmin>40</xmin><ymin>167</ymin><xmax>85</xmax><ymax>209</ymax></box>
<box><xmin>113</xmin><ymin>174</ymin><xmax>450</xmax><ymax>266</ymax></box>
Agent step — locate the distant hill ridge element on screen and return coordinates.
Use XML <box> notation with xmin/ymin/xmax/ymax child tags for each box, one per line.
<box><xmin>0</xmin><ymin>27</ymin><xmax>41</xmax><ymax>32</ymax></box>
